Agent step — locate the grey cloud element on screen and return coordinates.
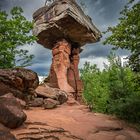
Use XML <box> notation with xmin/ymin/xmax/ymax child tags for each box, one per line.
<box><xmin>27</xmin><ymin>64</ymin><xmax>50</xmax><ymax>75</ymax></box>
<box><xmin>80</xmin><ymin>43</ymin><xmax>111</xmax><ymax>58</ymax></box>
<box><xmin>87</xmin><ymin>0</ymin><xmax>127</xmax><ymax>28</ymax></box>
<box><xmin>80</xmin><ymin>43</ymin><xmax>130</xmax><ymax>58</ymax></box>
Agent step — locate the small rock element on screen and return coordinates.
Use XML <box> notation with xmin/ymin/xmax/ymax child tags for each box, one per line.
<box><xmin>55</xmin><ymin>88</ymin><xmax>68</xmax><ymax>104</ymax></box>
<box><xmin>0</xmin><ymin>123</ymin><xmax>17</xmax><ymax>140</ymax></box>
<box><xmin>28</xmin><ymin>98</ymin><xmax>44</xmax><ymax>107</ymax></box>
<box><xmin>0</xmin><ymin>96</ymin><xmax>27</xmax><ymax>129</ymax></box>
<box><xmin>43</xmin><ymin>98</ymin><xmax>58</xmax><ymax>109</ymax></box>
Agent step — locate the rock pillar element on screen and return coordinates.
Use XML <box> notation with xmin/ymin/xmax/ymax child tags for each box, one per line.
<box><xmin>68</xmin><ymin>47</ymin><xmax>83</xmax><ymax>100</ymax></box>
<box><xmin>49</xmin><ymin>39</ymin><xmax>75</xmax><ymax>93</ymax></box>
<box><xmin>48</xmin><ymin>39</ymin><xmax>83</xmax><ymax>99</ymax></box>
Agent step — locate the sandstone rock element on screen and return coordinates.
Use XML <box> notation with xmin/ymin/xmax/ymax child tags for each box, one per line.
<box><xmin>54</xmin><ymin>88</ymin><xmax>68</xmax><ymax>104</ymax></box>
<box><xmin>11</xmin><ymin>122</ymin><xmax>82</xmax><ymax>140</ymax></box>
<box><xmin>0</xmin><ymin>123</ymin><xmax>17</xmax><ymax>140</ymax></box>
<box><xmin>28</xmin><ymin>98</ymin><xmax>44</xmax><ymax>107</ymax></box>
<box><xmin>1</xmin><ymin>93</ymin><xmax>26</xmax><ymax>108</ymax></box>
<box><xmin>115</xmin><ymin>135</ymin><xmax>127</xmax><ymax>140</ymax></box>
<box><xmin>33</xmin><ymin>0</ymin><xmax>101</xmax><ymax>49</ymax></box>
<box><xmin>43</xmin><ymin>98</ymin><xmax>58</xmax><ymax>109</ymax></box>
<box><xmin>0</xmin><ymin>68</ymin><xmax>39</xmax><ymax>99</ymax></box>
<box><xmin>36</xmin><ymin>85</ymin><xmax>68</xmax><ymax>104</ymax></box>
<box><xmin>36</xmin><ymin>85</ymin><xmax>58</xmax><ymax>99</ymax></box>
<box><xmin>46</xmin><ymin>39</ymin><xmax>84</xmax><ymax>100</ymax></box>
<box><xmin>49</xmin><ymin>40</ymin><xmax>75</xmax><ymax>93</ymax></box>
<box><xmin>0</xmin><ymin>96</ymin><xmax>27</xmax><ymax>128</ymax></box>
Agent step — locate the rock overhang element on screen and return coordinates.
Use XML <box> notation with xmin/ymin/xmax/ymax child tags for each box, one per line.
<box><xmin>32</xmin><ymin>0</ymin><xmax>102</xmax><ymax>50</ymax></box>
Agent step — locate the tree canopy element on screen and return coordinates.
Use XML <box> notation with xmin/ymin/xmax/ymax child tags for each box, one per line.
<box><xmin>104</xmin><ymin>0</ymin><xmax>140</xmax><ymax>72</ymax></box>
<box><xmin>0</xmin><ymin>7</ymin><xmax>36</xmax><ymax>68</ymax></box>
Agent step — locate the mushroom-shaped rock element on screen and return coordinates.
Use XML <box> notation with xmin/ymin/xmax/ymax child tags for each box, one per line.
<box><xmin>33</xmin><ymin>0</ymin><xmax>101</xmax><ymax>49</ymax></box>
<box><xmin>33</xmin><ymin>0</ymin><xmax>102</xmax><ymax>101</ymax></box>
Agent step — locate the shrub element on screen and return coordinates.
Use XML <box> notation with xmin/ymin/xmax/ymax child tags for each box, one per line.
<box><xmin>80</xmin><ymin>53</ymin><xmax>140</xmax><ymax>123</ymax></box>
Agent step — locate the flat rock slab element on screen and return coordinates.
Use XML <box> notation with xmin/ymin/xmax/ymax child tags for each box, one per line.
<box><xmin>11</xmin><ymin>104</ymin><xmax>140</xmax><ymax>140</ymax></box>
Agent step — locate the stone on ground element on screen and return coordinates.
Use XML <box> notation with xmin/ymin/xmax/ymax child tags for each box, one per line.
<box><xmin>0</xmin><ymin>95</ymin><xmax>27</xmax><ymax>129</ymax></box>
<box><xmin>43</xmin><ymin>98</ymin><xmax>59</xmax><ymax>109</ymax></box>
<box><xmin>28</xmin><ymin>98</ymin><xmax>44</xmax><ymax>107</ymax></box>
<box><xmin>36</xmin><ymin>84</ymin><xmax>68</xmax><ymax>104</ymax></box>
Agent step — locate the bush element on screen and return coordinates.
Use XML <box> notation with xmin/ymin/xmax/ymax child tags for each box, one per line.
<box><xmin>80</xmin><ymin>53</ymin><xmax>140</xmax><ymax>123</ymax></box>
<box><xmin>80</xmin><ymin>62</ymin><xmax>109</xmax><ymax>113</ymax></box>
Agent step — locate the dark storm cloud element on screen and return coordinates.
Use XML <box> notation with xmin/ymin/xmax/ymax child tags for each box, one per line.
<box><xmin>80</xmin><ymin>0</ymin><xmax>129</xmax><ymax>60</ymax></box>
<box><xmin>87</xmin><ymin>0</ymin><xmax>127</xmax><ymax>28</ymax></box>
<box><xmin>28</xmin><ymin>64</ymin><xmax>50</xmax><ymax>75</ymax></box>
<box><xmin>0</xmin><ymin>0</ymin><xmax>8</xmax><ymax>9</ymax></box>
<box><xmin>80</xmin><ymin>43</ymin><xmax>111</xmax><ymax>58</ymax></box>
<box><xmin>0</xmin><ymin>0</ymin><xmax>45</xmax><ymax>20</ymax></box>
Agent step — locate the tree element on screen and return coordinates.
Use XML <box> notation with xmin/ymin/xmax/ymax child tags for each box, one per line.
<box><xmin>0</xmin><ymin>7</ymin><xmax>36</xmax><ymax>68</ymax></box>
<box><xmin>80</xmin><ymin>52</ymin><xmax>140</xmax><ymax>123</ymax></box>
<box><xmin>104</xmin><ymin>0</ymin><xmax>140</xmax><ymax>72</ymax></box>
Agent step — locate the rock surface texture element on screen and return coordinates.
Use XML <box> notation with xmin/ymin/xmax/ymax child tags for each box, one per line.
<box><xmin>33</xmin><ymin>0</ymin><xmax>102</xmax><ymax>101</ymax></box>
<box><xmin>0</xmin><ymin>95</ymin><xmax>27</xmax><ymax>129</ymax></box>
<box><xmin>11</xmin><ymin>103</ymin><xmax>140</xmax><ymax>140</ymax></box>
<box><xmin>0</xmin><ymin>68</ymin><xmax>39</xmax><ymax>99</ymax></box>
<box><xmin>28</xmin><ymin>84</ymin><xmax>68</xmax><ymax>108</ymax></box>
<box><xmin>48</xmin><ymin>39</ymin><xmax>83</xmax><ymax>100</ymax></box>
<box><xmin>0</xmin><ymin>123</ymin><xmax>17</xmax><ymax>140</ymax></box>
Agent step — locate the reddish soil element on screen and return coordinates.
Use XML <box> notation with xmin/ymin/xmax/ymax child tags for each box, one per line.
<box><xmin>11</xmin><ymin>102</ymin><xmax>140</xmax><ymax>140</ymax></box>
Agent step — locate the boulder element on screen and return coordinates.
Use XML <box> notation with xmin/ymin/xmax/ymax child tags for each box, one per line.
<box><xmin>0</xmin><ymin>95</ymin><xmax>27</xmax><ymax>129</ymax></box>
<box><xmin>54</xmin><ymin>88</ymin><xmax>68</xmax><ymax>104</ymax></box>
<box><xmin>0</xmin><ymin>68</ymin><xmax>39</xmax><ymax>99</ymax></box>
<box><xmin>33</xmin><ymin>0</ymin><xmax>101</xmax><ymax>49</ymax></box>
<box><xmin>0</xmin><ymin>123</ymin><xmax>17</xmax><ymax>140</ymax></box>
<box><xmin>36</xmin><ymin>84</ymin><xmax>68</xmax><ymax>104</ymax></box>
<box><xmin>43</xmin><ymin>98</ymin><xmax>58</xmax><ymax>109</ymax></box>
<box><xmin>1</xmin><ymin>93</ymin><xmax>26</xmax><ymax>108</ymax></box>
<box><xmin>28</xmin><ymin>98</ymin><xmax>44</xmax><ymax>107</ymax></box>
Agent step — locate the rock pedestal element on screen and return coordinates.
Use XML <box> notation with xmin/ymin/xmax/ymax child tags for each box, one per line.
<box><xmin>48</xmin><ymin>39</ymin><xmax>83</xmax><ymax>99</ymax></box>
<box><xmin>33</xmin><ymin>0</ymin><xmax>102</xmax><ymax>101</ymax></box>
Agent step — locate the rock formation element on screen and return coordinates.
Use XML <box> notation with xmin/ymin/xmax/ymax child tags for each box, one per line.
<box><xmin>29</xmin><ymin>84</ymin><xmax>68</xmax><ymax>108</ymax></box>
<box><xmin>0</xmin><ymin>93</ymin><xmax>27</xmax><ymax>129</ymax></box>
<box><xmin>0</xmin><ymin>68</ymin><xmax>39</xmax><ymax>130</ymax></box>
<box><xmin>0</xmin><ymin>68</ymin><xmax>39</xmax><ymax>100</ymax></box>
<box><xmin>33</xmin><ymin>0</ymin><xmax>102</xmax><ymax>100</ymax></box>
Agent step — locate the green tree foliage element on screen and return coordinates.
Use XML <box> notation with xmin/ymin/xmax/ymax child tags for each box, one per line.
<box><xmin>103</xmin><ymin>0</ymin><xmax>140</xmax><ymax>72</ymax></box>
<box><xmin>0</xmin><ymin>7</ymin><xmax>36</xmax><ymax>68</ymax></box>
<box><xmin>80</xmin><ymin>52</ymin><xmax>140</xmax><ymax>123</ymax></box>
<box><xmin>80</xmin><ymin>63</ymin><xmax>109</xmax><ymax>112</ymax></box>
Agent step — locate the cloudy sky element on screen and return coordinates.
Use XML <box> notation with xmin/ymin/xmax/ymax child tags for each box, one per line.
<box><xmin>0</xmin><ymin>0</ymin><xmax>130</xmax><ymax>75</ymax></box>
